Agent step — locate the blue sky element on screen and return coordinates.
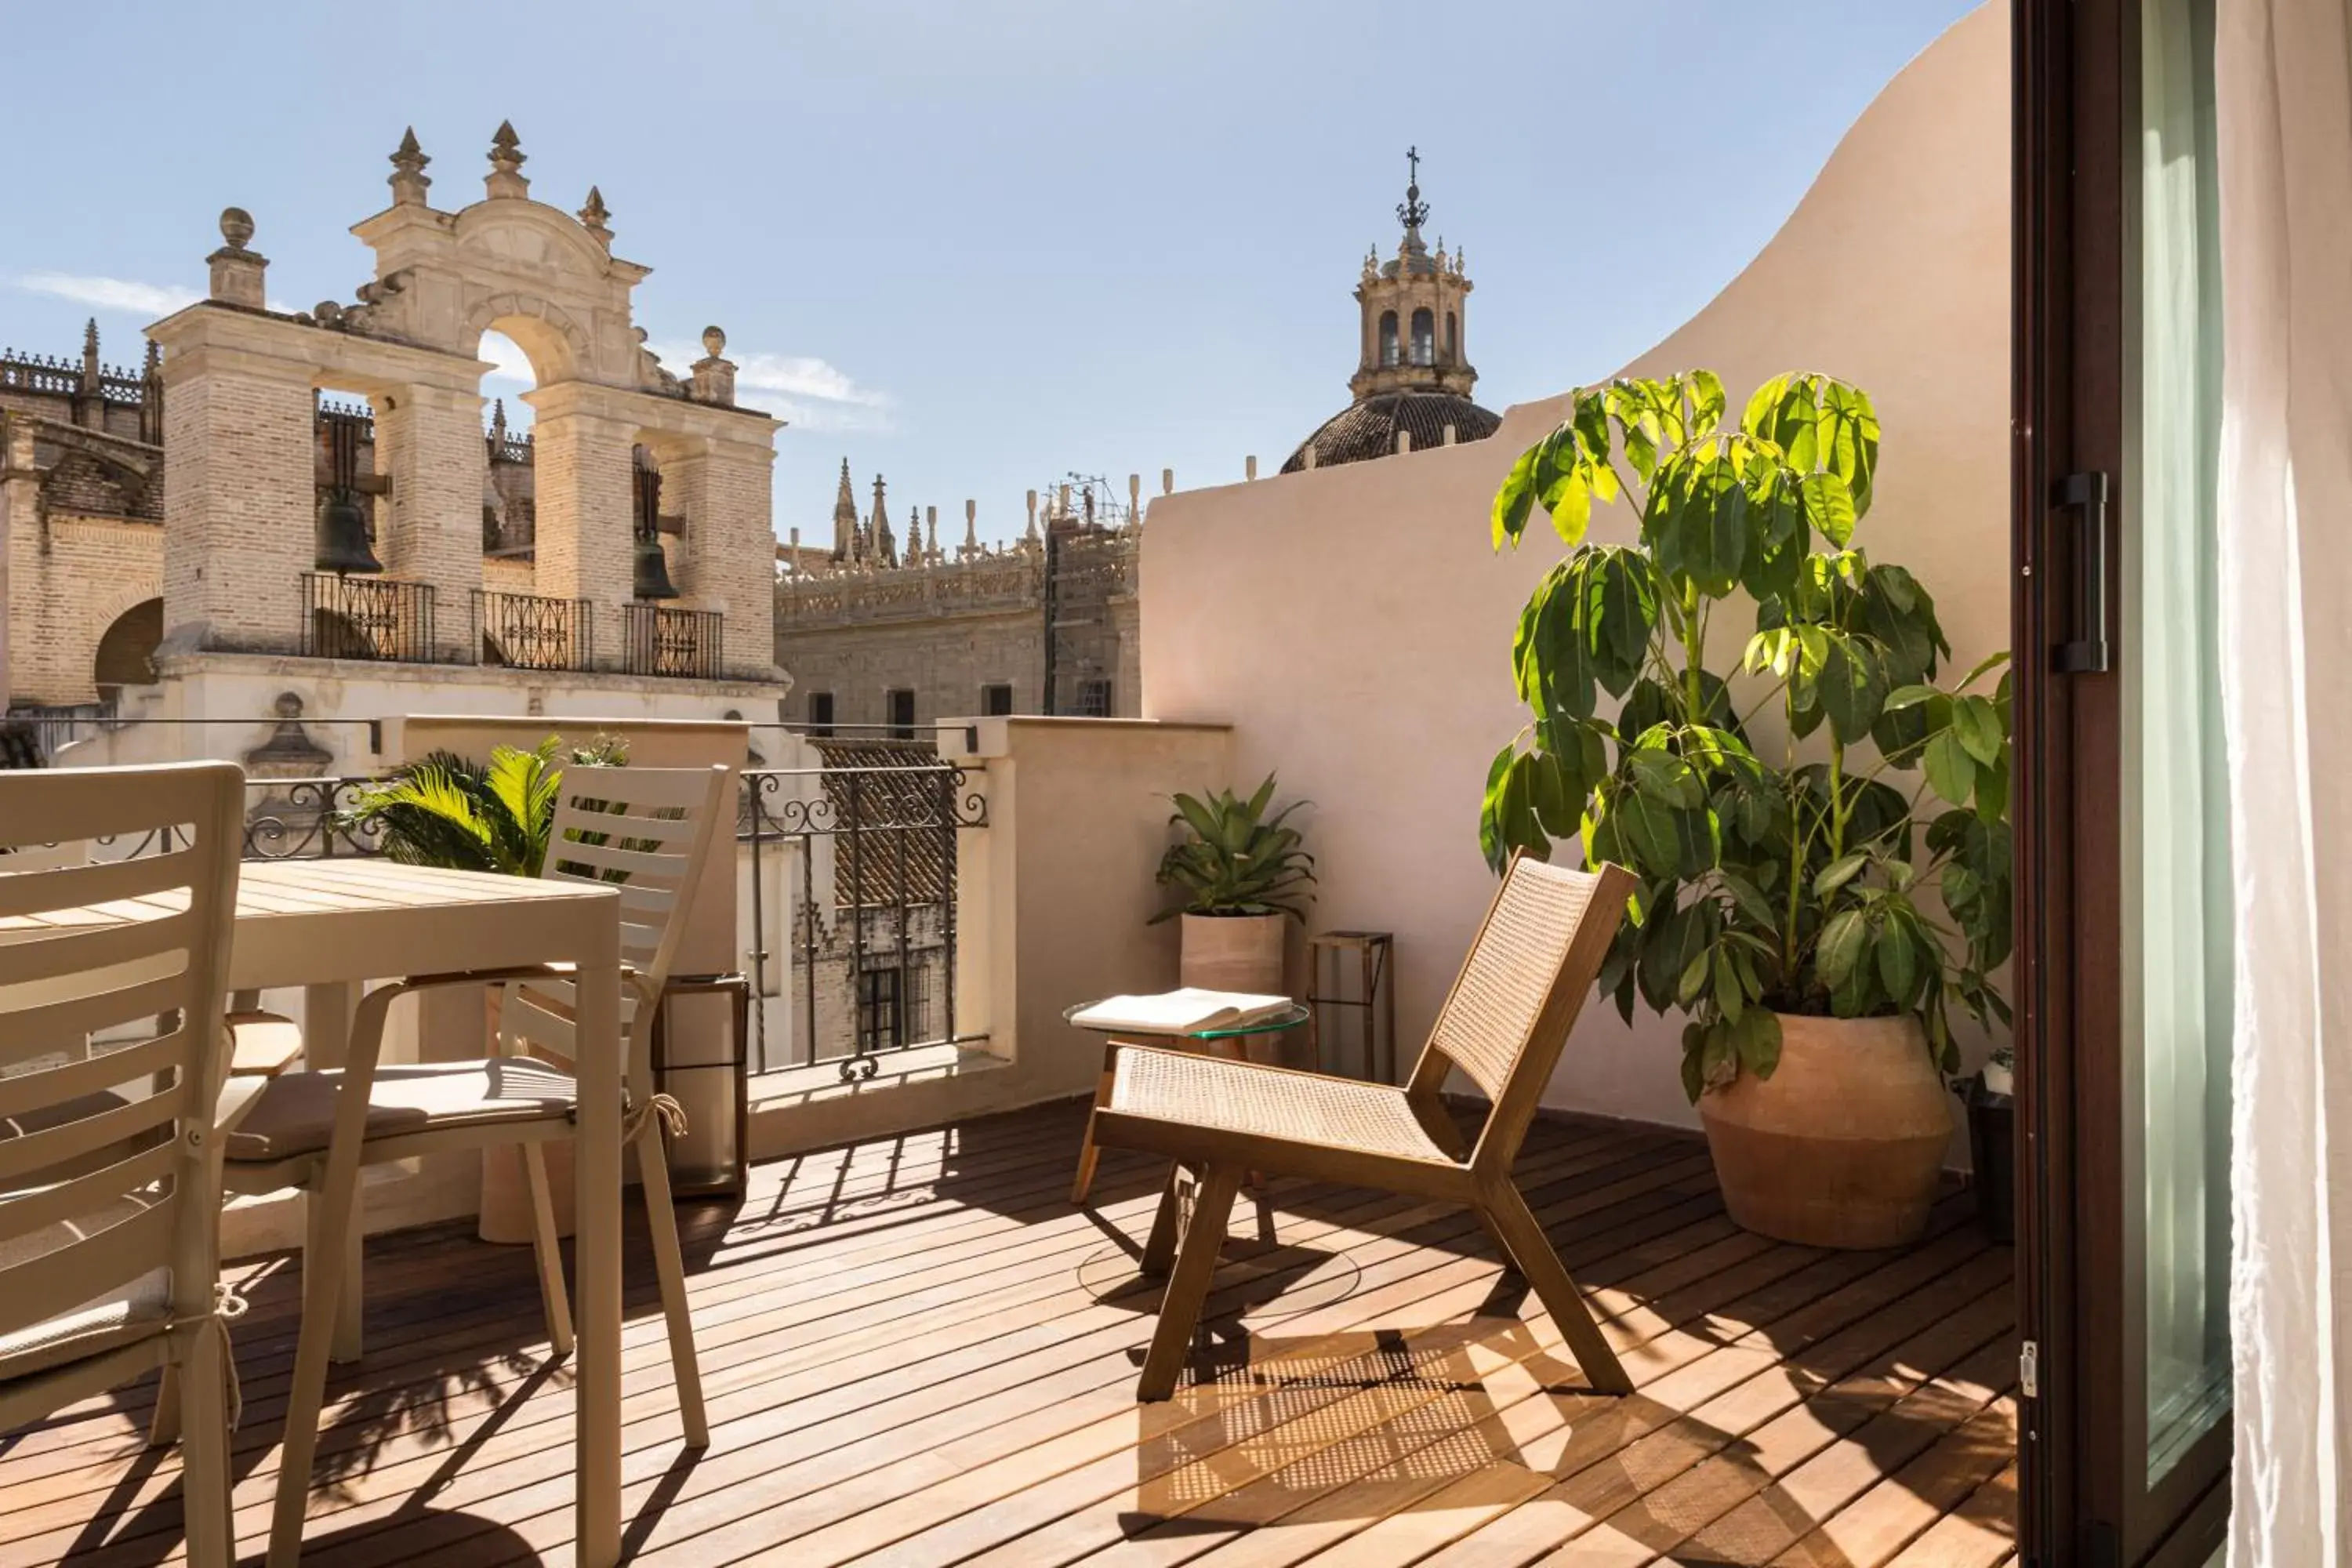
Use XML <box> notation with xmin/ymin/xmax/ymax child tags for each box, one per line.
<box><xmin>3</xmin><ymin>1</ymin><xmax>1976</xmax><ymax>546</ymax></box>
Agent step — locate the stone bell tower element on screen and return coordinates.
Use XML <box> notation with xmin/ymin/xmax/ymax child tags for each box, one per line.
<box><xmin>1349</xmin><ymin>147</ymin><xmax>1477</xmax><ymax>401</ymax></box>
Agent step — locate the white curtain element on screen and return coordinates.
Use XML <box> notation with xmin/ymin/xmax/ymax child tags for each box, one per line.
<box><xmin>2218</xmin><ymin>0</ymin><xmax>2352</xmax><ymax>1558</ymax></box>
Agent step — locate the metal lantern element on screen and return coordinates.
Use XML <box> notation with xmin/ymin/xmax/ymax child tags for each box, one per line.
<box><xmin>314</xmin><ymin>416</ymin><xmax>383</xmax><ymax>575</ymax></box>
<box><xmin>633</xmin><ymin>459</ymin><xmax>681</xmax><ymax>600</ymax></box>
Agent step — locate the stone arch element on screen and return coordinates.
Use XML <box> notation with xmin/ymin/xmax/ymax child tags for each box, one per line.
<box><xmin>459</xmin><ymin>292</ymin><xmax>595</xmax><ymax>386</ymax></box>
<box><xmin>93</xmin><ymin>596</ymin><xmax>164</xmax><ymax>697</ymax></box>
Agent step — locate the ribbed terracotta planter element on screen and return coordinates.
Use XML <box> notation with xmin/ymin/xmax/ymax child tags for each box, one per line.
<box><xmin>1699</xmin><ymin>1012</ymin><xmax>1953</xmax><ymax>1249</ymax></box>
<box><xmin>1178</xmin><ymin>912</ymin><xmax>1287</xmax><ymax>996</ymax></box>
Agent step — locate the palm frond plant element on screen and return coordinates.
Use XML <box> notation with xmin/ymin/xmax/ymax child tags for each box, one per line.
<box><xmin>1153</xmin><ymin>774</ymin><xmax>1317</xmax><ymax>922</ymax></box>
<box><xmin>1481</xmin><ymin>371</ymin><xmax>2013</xmax><ymax>1102</ymax></box>
<box><xmin>339</xmin><ymin>735</ymin><xmax>628</xmax><ymax>878</ymax></box>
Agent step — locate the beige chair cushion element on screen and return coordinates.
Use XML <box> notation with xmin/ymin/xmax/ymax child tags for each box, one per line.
<box><xmin>1109</xmin><ymin>1047</ymin><xmax>1455</xmax><ymax>1166</ymax></box>
<box><xmin>0</xmin><ymin>1268</ymin><xmax>171</xmax><ymax>1379</ymax></box>
<box><xmin>224</xmin><ymin>1059</ymin><xmax>579</xmax><ymax>1163</ymax></box>
<box><xmin>0</xmin><ymin>1172</ymin><xmax>174</xmax><ymax>1381</ymax></box>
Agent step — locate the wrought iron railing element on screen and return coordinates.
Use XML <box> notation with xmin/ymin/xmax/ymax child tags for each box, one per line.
<box><xmin>741</xmin><ymin>758</ymin><xmax>989</xmax><ymax>1081</ymax></box>
<box><xmin>300</xmin><ymin>574</ymin><xmax>437</xmax><ymax>662</ymax></box>
<box><xmin>472</xmin><ymin>590</ymin><xmax>593</xmax><ymax>672</ymax></box>
<box><xmin>622</xmin><ymin>603</ymin><xmax>724</xmax><ymax>680</ymax></box>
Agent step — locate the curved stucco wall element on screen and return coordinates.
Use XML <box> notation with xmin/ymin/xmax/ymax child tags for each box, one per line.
<box><xmin>1138</xmin><ymin>2</ymin><xmax>2010</xmax><ymax>1131</ymax></box>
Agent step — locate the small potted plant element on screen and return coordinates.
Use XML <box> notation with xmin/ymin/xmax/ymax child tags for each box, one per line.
<box><xmin>1962</xmin><ymin>1044</ymin><xmax>2016</xmax><ymax>1241</ymax></box>
<box><xmin>1153</xmin><ymin>774</ymin><xmax>1316</xmax><ymax>995</ymax></box>
<box><xmin>1481</xmin><ymin>370</ymin><xmax>2013</xmax><ymax>1249</ymax></box>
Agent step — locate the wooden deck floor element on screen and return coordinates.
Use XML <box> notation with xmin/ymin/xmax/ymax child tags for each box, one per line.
<box><xmin>0</xmin><ymin>1100</ymin><xmax>2017</xmax><ymax>1567</ymax></box>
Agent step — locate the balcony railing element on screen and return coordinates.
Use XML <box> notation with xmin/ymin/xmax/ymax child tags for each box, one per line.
<box><xmin>622</xmin><ymin>603</ymin><xmax>724</xmax><ymax>680</ymax></box>
<box><xmin>300</xmin><ymin>574</ymin><xmax>437</xmax><ymax>663</ymax></box>
<box><xmin>471</xmin><ymin>590</ymin><xmax>593</xmax><ymax>673</ymax></box>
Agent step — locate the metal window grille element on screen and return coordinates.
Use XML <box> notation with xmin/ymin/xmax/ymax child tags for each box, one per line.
<box><xmin>299</xmin><ymin>574</ymin><xmax>436</xmax><ymax>662</ymax></box>
<box><xmin>472</xmin><ymin>590</ymin><xmax>593</xmax><ymax>672</ymax></box>
<box><xmin>1079</xmin><ymin>678</ymin><xmax>1112</xmax><ymax>718</ymax></box>
<box><xmin>622</xmin><ymin>603</ymin><xmax>723</xmax><ymax>679</ymax></box>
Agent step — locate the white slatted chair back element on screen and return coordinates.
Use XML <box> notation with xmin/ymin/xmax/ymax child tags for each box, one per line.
<box><xmin>0</xmin><ymin>762</ymin><xmax>242</xmax><ymax>1401</ymax></box>
<box><xmin>495</xmin><ymin>765</ymin><xmax>730</xmax><ymax>1093</ymax></box>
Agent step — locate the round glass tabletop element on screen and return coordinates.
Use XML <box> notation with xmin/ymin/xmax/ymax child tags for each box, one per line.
<box><xmin>1062</xmin><ymin>1000</ymin><xmax>1312</xmax><ymax>1040</ymax></box>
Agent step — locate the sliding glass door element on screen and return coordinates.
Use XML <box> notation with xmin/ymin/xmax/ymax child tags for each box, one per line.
<box><xmin>2014</xmin><ymin>0</ymin><xmax>2234</xmax><ymax>1558</ymax></box>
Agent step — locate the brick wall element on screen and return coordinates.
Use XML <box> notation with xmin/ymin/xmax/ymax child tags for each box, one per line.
<box><xmin>664</xmin><ymin>438</ymin><xmax>776</xmax><ymax>679</ymax></box>
<box><xmin>162</xmin><ymin>359</ymin><xmax>314</xmax><ymax>652</ymax></box>
<box><xmin>375</xmin><ymin>384</ymin><xmax>487</xmax><ymax>659</ymax></box>
<box><xmin>530</xmin><ymin>408</ymin><xmax>636</xmax><ymax>667</ymax></box>
<box><xmin>4</xmin><ymin>511</ymin><xmax>165</xmax><ymax>703</ymax></box>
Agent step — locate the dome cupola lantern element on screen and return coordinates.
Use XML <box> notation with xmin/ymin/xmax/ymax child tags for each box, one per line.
<box><xmin>1283</xmin><ymin>149</ymin><xmax>1500</xmax><ymax>474</ymax></box>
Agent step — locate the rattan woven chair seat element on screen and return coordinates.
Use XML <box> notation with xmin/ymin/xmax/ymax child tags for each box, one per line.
<box><xmin>1108</xmin><ymin>1047</ymin><xmax>1454</xmax><ymax>1166</ymax></box>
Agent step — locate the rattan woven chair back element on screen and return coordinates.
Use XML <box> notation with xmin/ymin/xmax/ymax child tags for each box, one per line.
<box><xmin>0</xmin><ymin>762</ymin><xmax>244</xmax><ymax>1563</ymax></box>
<box><xmin>1404</xmin><ymin>854</ymin><xmax>1635</xmax><ymax>1174</ymax></box>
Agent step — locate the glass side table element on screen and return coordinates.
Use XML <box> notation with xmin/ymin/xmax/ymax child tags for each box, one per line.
<box><xmin>1063</xmin><ymin>1000</ymin><xmax>1311</xmax><ymax>1203</ymax></box>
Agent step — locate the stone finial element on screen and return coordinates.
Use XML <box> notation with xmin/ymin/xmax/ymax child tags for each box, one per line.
<box><xmin>1127</xmin><ymin>473</ymin><xmax>1142</xmax><ymax>531</ymax></box>
<box><xmin>1163</xmin><ymin>467</ymin><xmax>1174</xmax><ymax>495</ymax></box>
<box><xmin>577</xmin><ymin>185</ymin><xmax>612</xmax><ymax>244</ymax></box>
<box><xmin>490</xmin><ymin>397</ymin><xmax>508</xmax><ymax>442</ymax></box>
<box><xmin>389</xmin><ymin>127</ymin><xmax>432</xmax><ymax>205</ymax></box>
<box><xmin>142</xmin><ymin>339</ymin><xmax>162</xmax><ymax>380</ymax></box>
<box><xmin>964</xmin><ymin>498</ymin><xmax>978</xmax><ymax>558</ymax></box>
<box><xmin>207</xmin><ymin>207</ymin><xmax>268</xmax><ymax>309</ymax></box>
<box><xmin>486</xmin><ymin>120</ymin><xmax>530</xmax><ymax>198</ymax></box>
<box><xmin>690</xmin><ymin>324</ymin><xmax>737</xmax><ymax>407</ymax></box>
<box><xmin>1246</xmin><ymin>455</ymin><xmax>1258</xmax><ymax>481</ymax></box>
<box><xmin>1024</xmin><ymin>488</ymin><xmax>1039</xmax><ymax>544</ymax></box>
<box><xmin>925</xmin><ymin>506</ymin><xmax>939</xmax><ymax>564</ymax></box>
<box><xmin>79</xmin><ymin>318</ymin><xmax>100</xmax><ymax>385</ymax></box>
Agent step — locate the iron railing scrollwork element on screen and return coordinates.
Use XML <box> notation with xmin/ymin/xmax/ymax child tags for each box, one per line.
<box><xmin>740</xmin><ymin>760</ymin><xmax>989</xmax><ymax>1081</ymax></box>
<box><xmin>622</xmin><ymin>604</ymin><xmax>723</xmax><ymax>681</ymax></box>
<box><xmin>300</xmin><ymin>574</ymin><xmax>437</xmax><ymax>663</ymax></box>
<box><xmin>472</xmin><ymin>590</ymin><xmax>593</xmax><ymax>672</ymax></box>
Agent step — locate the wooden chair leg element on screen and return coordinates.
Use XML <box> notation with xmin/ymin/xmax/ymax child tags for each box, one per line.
<box><xmin>637</xmin><ymin>1138</ymin><xmax>710</xmax><ymax>1447</ymax></box>
<box><xmin>270</xmin><ymin>1152</ymin><xmax>367</xmax><ymax>1568</ymax></box>
<box><xmin>147</xmin><ymin>1363</ymin><xmax>181</xmax><ymax>1447</ymax></box>
<box><xmin>1070</xmin><ymin>1040</ymin><xmax>1120</xmax><ymax>1204</ymax></box>
<box><xmin>1141</xmin><ymin>1163</ymin><xmax>1190</xmax><ymax>1277</ymax></box>
<box><xmin>521</xmin><ymin>1142</ymin><xmax>576</xmax><ymax>1359</ymax></box>
<box><xmin>1138</xmin><ymin>1163</ymin><xmax>1241</xmax><ymax>1402</ymax></box>
<box><xmin>179</xmin><ymin>1326</ymin><xmax>234</xmax><ymax>1568</ymax></box>
<box><xmin>1479</xmin><ymin>1182</ymin><xmax>1631</xmax><ymax>1395</ymax></box>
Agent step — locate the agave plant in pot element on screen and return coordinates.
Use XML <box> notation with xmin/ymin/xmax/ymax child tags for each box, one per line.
<box><xmin>1481</xmin><ymin>371</ymin><xmax>2013</xmax><ymax>1248</ymax></box>
<box><xmin>1153</xmin><ymin>775</ymin><xmax>1316</xmax><ymax>996</ymax></box>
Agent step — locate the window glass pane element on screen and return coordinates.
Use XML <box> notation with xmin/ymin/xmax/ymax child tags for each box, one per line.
<box><xmin>2130</xmin><ymin>0</ymin><xmax>2232</xmax><ymax>1486</ymax></box>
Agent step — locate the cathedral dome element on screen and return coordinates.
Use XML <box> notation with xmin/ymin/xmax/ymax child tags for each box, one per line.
<box><xmin>1280</xmin><ymin>391</ymin><xmax>1501</xmax><ymax>474</ymax></box>
<box><xmin>1283</xmin><ymin>150</ymin><xmax>1499</xmax><ymax>474</ymax></box>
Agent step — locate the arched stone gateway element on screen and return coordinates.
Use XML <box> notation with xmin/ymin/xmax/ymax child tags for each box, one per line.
<box><xmin>143</xmin><ymin>122</ymin><xmax>782</xmax><ymax>680</ymax></box>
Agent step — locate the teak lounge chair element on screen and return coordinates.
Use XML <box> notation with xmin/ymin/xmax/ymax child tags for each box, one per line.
<box><xmin>1091</xmin><ymin>853</ymin><xmax>1636</xmax><ymax>1402</ymax></box>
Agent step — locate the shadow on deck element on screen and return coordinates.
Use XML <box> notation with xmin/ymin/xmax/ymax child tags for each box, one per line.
<box><xmin>0</xmin><ymin>1101</ymin><xmax>2018</xmax><ymax>1566</ymax></box>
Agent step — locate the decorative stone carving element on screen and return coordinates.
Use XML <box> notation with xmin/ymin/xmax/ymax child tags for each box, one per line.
<box><xmin>206</xmin><ymin>208</ymin><xmax>267</xmax><ymax>309</ymax></box>
<box><xmin>577</xmin><ymin>186</ymin><xmax>612</xmax><ymax>246</ymax></box>
<box><xmin>389</xmin><ymin>127</ymin><xmax>432</xmax><ymax>205</ymax></box>
<box><xmin>486</xmin><ymin>119</ymin><xmax>531</xmax><ymax>199</ymax></box>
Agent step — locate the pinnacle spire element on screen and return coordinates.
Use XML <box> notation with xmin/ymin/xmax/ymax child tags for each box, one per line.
<box><xmin>1397</xmin><ymin>145</ymin><xmax>1428</xmax><ymax>233</ymax></box>
<box><xmin>485</xmin><ymin>121</ymin><xmax>529</xmax><ymax>198</ymax></box>
<box><xmin>388</xmin><ymin>125</ymin><xmax>432</xmax><ymax>203</ymax></box>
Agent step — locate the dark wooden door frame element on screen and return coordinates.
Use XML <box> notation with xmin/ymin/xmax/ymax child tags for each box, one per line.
<box><xmin>2013</xmin><ymin>0</ymin><xmax>2231</xmax><ymax>1559</ymax></box>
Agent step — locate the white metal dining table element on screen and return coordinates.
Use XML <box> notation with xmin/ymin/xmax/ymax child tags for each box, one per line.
<box><xmin>2</xmin><ymin>856</ymin><xmax>631</xmax><ymax>1568</ymax></box>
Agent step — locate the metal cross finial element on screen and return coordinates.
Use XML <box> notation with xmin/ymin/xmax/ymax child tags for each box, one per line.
<box><xmin>1397</xmin><ymin>146</ymin><xmax>1431</xmax><ymax>232</ymax></box>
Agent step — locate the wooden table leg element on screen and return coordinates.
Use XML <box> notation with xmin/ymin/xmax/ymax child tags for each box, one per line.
<box><xmin>573</xmin><ymin>956</ymin><xmax>623</xmax><ymax>1568</ymax></box>
<box><xmin>304</xmin><ymin>981</ymin><xmax>365</xmax><ymax>1364</ymax></box>
<box><xmin>1070</xmin><ymin>1037</ymin><xmax>1121</xmax><ymax>1204</ymax></box>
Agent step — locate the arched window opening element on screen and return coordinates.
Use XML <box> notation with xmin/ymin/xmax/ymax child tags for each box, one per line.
<box><xmin>1446</xmin><ymin>311</ymin><xmax>1460</xmax><ymax>364</ymax></box>
<box><xmin>1378</xmin><ymin>311</ymin><xmax>1399</xmax><ymax>368</ymax></box>
<box><xmin>1410</xmin><ymin>308</ymin><xmax>1435</xmax><ymax>366</ymax></box>
<box><xmin>93</xmin><ymin>598</ymin><xmax>162</xmax><ymax>699</ymax></box>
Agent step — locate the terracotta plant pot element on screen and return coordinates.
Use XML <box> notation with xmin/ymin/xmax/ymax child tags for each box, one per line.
<box><xmin>1698</xmin><ymin>1012</ymin><xmax>1953</xmax><ymax>1249</ymax></box>
<box><xmin>1178</xmin><ymin>912</ymin><xmax>1287</xmax><ymax>996</ymax></box>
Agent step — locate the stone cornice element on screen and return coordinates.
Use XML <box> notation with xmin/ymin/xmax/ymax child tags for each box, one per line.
<box><xmin>147</xmin><ymin>302</ymin><xmax>492</xmax><ymax>393</ymax></box>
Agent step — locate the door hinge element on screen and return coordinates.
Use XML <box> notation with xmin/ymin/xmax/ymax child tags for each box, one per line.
<box><xmin>2020</xmin><ymin>1339</ymin><xmax>2040</xmax><ymax>1399</ymax></box>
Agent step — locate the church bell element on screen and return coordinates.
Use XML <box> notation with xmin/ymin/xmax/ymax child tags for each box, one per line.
<box><xmin>313</xmin><ymin>414</ymin><xmax>382</xmax><ymax>575</ymax></box>
<box><xmin>632</xmin><ymin>459</ymin><xmax>681</xmax><ymax>600</ymax></box>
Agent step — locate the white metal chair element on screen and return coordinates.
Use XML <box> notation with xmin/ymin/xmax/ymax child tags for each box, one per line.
<box><xmin>222</xmin><ymin>762</ymin><xmax>731</xmax><ymax>1567</ymax></box>
<box><xmin>0</xmin><ymin>761</ymin><xmax>252</xmax><ymax>1568</ymax></box>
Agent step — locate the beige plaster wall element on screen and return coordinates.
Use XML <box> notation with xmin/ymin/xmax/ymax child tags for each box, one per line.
<box><xmin>1137</xmin><ymin>3</ymin><xmax>2011</xmax><ymax>1134</ymax></box>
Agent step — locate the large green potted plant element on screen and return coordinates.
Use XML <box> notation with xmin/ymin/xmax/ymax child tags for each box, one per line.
<box><xmin>339</xmin><ymin>735</ymin><xmax>628</xmax><ymax>872</ymax></box>
<box><xmin>1153</xmin><ymin>774</ymin><xmax>1316</xmax><ymax>995</ymax></box>
<box><xmin>1481</xmin><ymin>371</ymin><xmax>2011</xmax><ymax>1247</ymax></box>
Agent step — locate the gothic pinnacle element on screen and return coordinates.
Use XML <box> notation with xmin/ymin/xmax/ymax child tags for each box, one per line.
<box><xmin>578</xmin><ymin>185</ymin><xmax>612</xmax><ymax>243</ymax></box>
<box><xmin>389</xmin><ymin>126</ymin><xmax>432</xmax><ymax>202</ymax></box>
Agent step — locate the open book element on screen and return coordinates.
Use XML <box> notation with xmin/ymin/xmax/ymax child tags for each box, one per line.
<box><xmin>1069</xmin><ymin>987</ymin><xmax>1296</xmax><ymax>1036</ymax></box>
